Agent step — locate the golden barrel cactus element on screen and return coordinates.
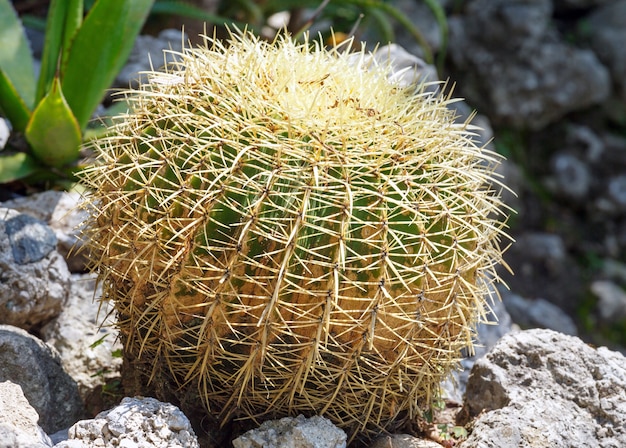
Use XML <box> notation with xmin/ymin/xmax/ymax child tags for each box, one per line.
<box><xmin>80</xmin><ymin>30</ymin><xmax>509</xmax><ymax>444</ymax></box>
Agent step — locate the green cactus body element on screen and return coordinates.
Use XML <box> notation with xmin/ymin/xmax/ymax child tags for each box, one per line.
<box><xmin>81</xmin><ymin>31</ymin><xmax>508</xmax><ymax>444</ymax></box>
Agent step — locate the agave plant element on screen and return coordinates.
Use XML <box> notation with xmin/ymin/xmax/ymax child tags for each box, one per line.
<box><xmin>80</xmin><ymin>30</ymin><xmax>509</xmax><ymax>444</ymax></box>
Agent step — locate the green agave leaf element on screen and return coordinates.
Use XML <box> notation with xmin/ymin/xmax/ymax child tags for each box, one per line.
<box><xmin>36</xmin><ymin>0</ymin><xmax>83</xmax><ymax>102</ymax></box>
<box><xmin>0</xmin><ymin>152</ymin><xmax>41</xmax><ymax>184</ymax></box>
<box><xmin>0</xmin><ymin>68</ymin><xmax>32</xmax><ymax>132</ymax></box>
<box><xmin>0</xmin><ymin>0</ymin><xmax>36</xmax><ymax>110</ymax></box>
<box><xmin>62</xmin><ymin>0</ymin><xmax>155</xmax><ymax>131</ymax></box>
<box><xmin>25</xmin><ymin>77</ymin><xmax>81</xmax><ymax>168</ymax></box>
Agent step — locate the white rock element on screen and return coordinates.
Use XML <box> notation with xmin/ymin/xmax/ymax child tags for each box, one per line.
<box><xmin>59</xmin><ymin>397</ymin><xmax>199</xmax><ymax>448</ymax></box>
<box><xmin>40</xmin><ymin>273</ymin><xmax>121</xmax><ymax>400</ymax></box>
<box><xmin>0</xmin><ymin>381</ymin><xmax>53</xmax><ymax>448</ymax></box>
<box><xmin>369</xmin><ymin>434</ymin><xmax>442</xmax><ymax>448</ymax></box>
<box><xmin>232</xmin><ymin>415</ymin><xmax>347</xmax><ymax>448</ymax></box>
<box><xmin>2</xmin><ymin>191</ymin><xmax>90</xmax><ymax>272</ymax></box>
<box><xmin>0</xmin><ymin>207</ymin><xmax>70</xmax><ymax>329</ymax></box>
<box><xmin>503</xmin><ymin>293</ymin><xmax>578</xmax><ymax>335</ymax></box>
<box><xmin>461</xmin><ymin>329</ymin><xmax>626</xmax><ymax>447</ymax></box>
<box><xmin>0</xmin><ymin>325</ymin><xmax>85</xmax><ymax>434</ymax></box>
<box><xmin>591</xmin><ymin>280</ymin><xmax>626</xmax><ymax>322</ymax></box>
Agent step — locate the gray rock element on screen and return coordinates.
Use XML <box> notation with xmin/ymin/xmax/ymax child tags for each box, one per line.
<box><xmin>115</xmin><ymin>29</ymin><xmax>187</xmax><ymax>88</ymax></box>
<box><xmin>448</xmin><ymin>0</ymin><xmax>610</xmax><ymax>130</ymax></box>
<box><xmin>0</xmin><ymin>381</ymin><xmax>53</xmax><ymax>448</ymax></box>
<box><xmin>232</xmin><ymin>415</ymin><xmax>347</xmax><ymax>448</ymax></box>
<box><xmin>388</xmin><ymin>0</ymin><xmax>450</xmax><ymax>59</ymax></box>
<box><xmin>601</xmin><ymin>259</ymin><xmax>626</xmax><ymax>284</ymax></box>
<box><xmin>590</xmin><ymin>280</ymin><xmax>626</xmax><ymax>323</ymax></box>
<box><xmin>443</xmin><ymin>292</ymin><xmax>515</xmax><ymax>402</ymax></box>
<box><xmin>607</xmin><ymin>175</ymin><xmax>626</xmax><ymax>209</ymax></box>
<box><xmin>0</xmin><ymin>325</ymin><xmax>85</xmax><ymax>434</ymax></box>
<box><xmin>566</xmin><ymin>125</ymin><xmax>604</xmax><ymax>162</ymax></box>
<box><xmin>548</xmin><ymin>153</ymin><xmax>591</xmax><ymax>200</ymax></box>
<box><xmin>4</xmin><ymin>213</ymin><xmax>57</xmax><ymax>264</ymax></box>
<box><xmin>0</xmin><ymin>207</ymin><xmax>70</xmax><ymax>330</ymax></box>
<box><xmin>369</xmin><ymin>434</ymin><xmax>442</xmax><ymax>448</ymax></box>
<box><xmin>587</xmin><ymin>0</ymin><xmax>626</xmax><ymax>102</ymax></box>
<box><xmin>2</xmin><ymin>191</ymin><xmax>66</xmax><ymax>224</ymax></box>
<box><xmin>515</xmin><ymin>232</ymin><xmax>566</xmax><ymax>261</ymax></box>
<box><xmin>2</xmin><ymin>191</ymin><xmax>90</xmax><ymax>272</ymax></box>
<box><xmin>500</xmin><ymin>230</ymin><xmax>584</xmax><ymax>316</ymax></box>
<box><xmin>461</xmin><ymin>329</ymin><xmax>626</xmax><ymax>447</ymax></box>
<box><xmin>495</xmin><ymin>158</ymin><xmax>523</xmax><ymax>205</ymax></box>
<box><xmin>503</xmin><ymin>293</ymin><xmax>578</xmax><ymax>335</ymax></box>
<box><xmin>56</xmin><ymin>397</ymin><xmax>199</xmax><ymax>448</ymax></box>
<box><xmin>40</xmin><ymin>273</ymin><xmax>121</xmax><ymax>400</ymax></box>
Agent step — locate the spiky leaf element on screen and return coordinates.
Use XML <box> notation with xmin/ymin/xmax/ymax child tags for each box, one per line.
<box><xmin>0</xmin><ymin>0</ymin><xmax>36</xmax><ymax>111</ymax></box>
<box><xmin>25</xmin><ymin>77</ymin><xmax>81</xmax><ymax>168</ymax></box>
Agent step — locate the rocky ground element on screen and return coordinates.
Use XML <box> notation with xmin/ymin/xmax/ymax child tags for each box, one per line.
<box><xmin>1</xmin><ymin>0</ymin><xmax>626</xmax><ymax>447</ymax></box>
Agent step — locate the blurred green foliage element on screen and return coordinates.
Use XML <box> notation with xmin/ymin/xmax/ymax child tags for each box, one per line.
<box><xmin>0</xmin><ymin>0</ymin><xmax>154</xmax><ymax>185</ymax></box>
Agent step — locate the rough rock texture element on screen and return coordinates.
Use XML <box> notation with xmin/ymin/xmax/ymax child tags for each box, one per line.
<box><xmin>448</xmin><ymin>0</ymin><xmax>610</xmax><ymax>129</ymax></box>
<box><xmin>503</xmin><ymin>293</ymin><xmax>578</xmax><ymax>335</ymax></box>
<box><xmin>587</xmin><ymin>0</ymin><xmax>626</xmax><ymax>101</ymax></box>
<box><xmin>0</xmin><ymin>207</ymin><xmax>70</xmax><ymax>329</ymax></box>
<box><xmin>461</xmin><ymin>329</ymin><xmax>626</xmax><ymax>447</ymax></box>
<box><xmin>0</xmin><ymin>325</ymin><xmax>85</xmax><ymax>434</ymax></box>
<box><xmin>55</xmin><ymin>397</ymin><xmax>199</xmax><ymax>448</ymax></box>
<box><xmin>500</xmin><ymin>231</ymin><xmax>585</xmax><ymax>318</ymax></box>
<box><xmin>40</xmin><ymin>273</ymin><xmax>121</xmax><ymax>400</ymax></box>
<box><xmin>0</xmin><ymin>381</ymin><xmax>53</xmax><ymax>448</ymax></box>
<box><xmin>2</xmin><ymin>191</ymin><xmax>89</xmax><ymax>272</ymax></box>
<box><xmin>114</xmin><ymin>29</ymin><xmax>187</xmax><ymax>88</ymax></box>
<box><xmin>369</xmin><ymin>434</ymin><xmax>442</xmax><ymax>448</ymax></box>
<box><xmin>232</xmin><ymin>415</ymin><xmax>347</xmax><ymax>448</ymax></box>
<box><xmin>442</xmin><ymin>295</ymin><xmax>515</xmax><ymax>402</ymax></box>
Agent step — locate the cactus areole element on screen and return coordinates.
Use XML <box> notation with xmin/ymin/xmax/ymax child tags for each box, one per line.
<box><xmin>81</xmin><ymin>30</ymin><xmax>509</xmax><ymax>444</ymax></box>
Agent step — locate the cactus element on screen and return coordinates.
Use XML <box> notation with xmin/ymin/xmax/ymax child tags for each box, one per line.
<box><xmin>80</xmin><ymin>30</ymin><xmax>509</xmax><ymax>444</ymax></box>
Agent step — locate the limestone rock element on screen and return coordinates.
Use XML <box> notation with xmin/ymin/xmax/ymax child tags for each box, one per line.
<box><xmin>448</xmin><ymin>0</ymin><xmax>610</xmax><ymax>130</ymax></box>
<box><xmin>503</xmin><ymin>293</ymin><xmax>578</xmax><ymax>335</ymax></box>
<box><xmin>461</xmin><ymin>329</ymin><xmax>626</xmax><ymax>447</ymax></box>
<box><xmin>369</xmin><ymin>434</ymin><xmax>442</xmax><ymax>448</ymax></box>
<box><xmin>442</xmin><ymin>293</ymin><xmax>514</xmax><ymax>402</ymax></box>
<box><xmin>0</xmin><ymin>207</ymin><xmax>70</xmax><ymax>330</ymax></box>
<box><xmin>590</xmin><ymin>280</ymin><xmax>626</xmax><ymax>323</ymax></box>
<box><xmin>40</xmin><ymin>273</ymin><xmax>122</xmax><ymax>400</ymax></box>
<box><xmin>232</xmin><ymin>415</ymin><xmax>347</xmax><ymax>448</ymax></box>
<box><xmin>0</xmin><ymin>381</ymin><xmax>53</xmax><ymax>448</ymax></box>
<box><xmin>2</xmin><ymin>191</ymin><xmax>90</xmax><ymax>272</ymax></box>
<box><xmin>500</xmin><ymin>231</ymin><xmax>584</xmax><ymax>316</ymax></box>
<box><xmin>114</xmin><ymin>29</ymin><xmax>187</xmax><ymax>88</ymax></box>
<box><xmin>0</xmin><ymin>325</ymin><xmax>85</xmax><ymax>434</ymax></box>
<box><xmin>55</xmin><ymin>397</ymin><xmax>199</xmax><ymax>448</ymax></box>
<box><xmin>587</xmin><ymin>0</ymin><xmax>626</xmax><ymax>102</ymax></box>
<box><xmin>548</xmin><ymin>153</ymin><xmax>591</xmax><ymax>200</ymax></box>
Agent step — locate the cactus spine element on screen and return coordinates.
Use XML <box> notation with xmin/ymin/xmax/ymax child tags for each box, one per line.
<box><xmin>81</xmin><ymin>30</ymin><xmax>509</xmax><ymax>444</ymax></box>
